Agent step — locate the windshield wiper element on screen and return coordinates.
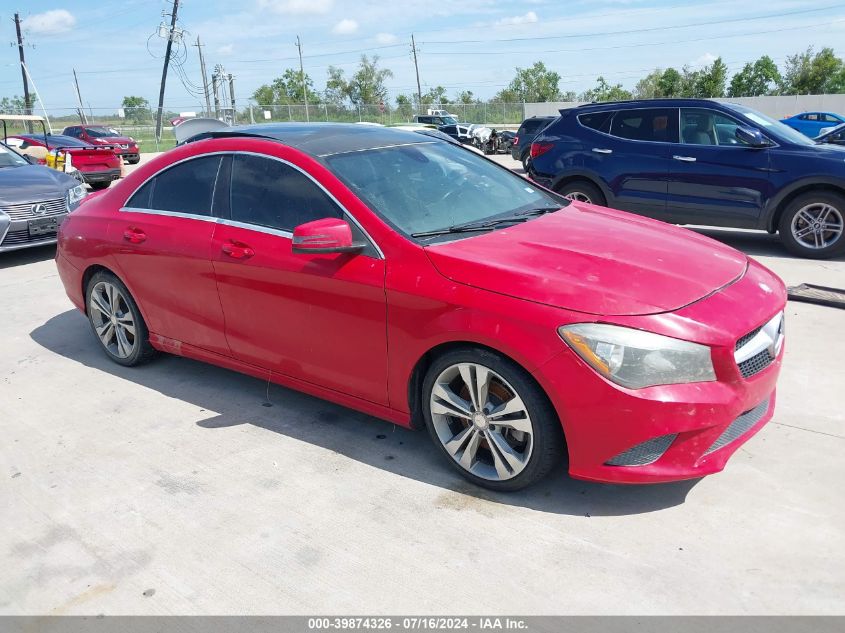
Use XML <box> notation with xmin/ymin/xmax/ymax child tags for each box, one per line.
<box><xmin>411</xmin><ymin>215</ymin><xmax>534</xmax><ymax>238</ymax></box>
<box><xmin>411</xmin><ymin>206</ymin><xmax>563</xmax><ymax>238</ymax></box>
<box><xmin>514</xmin><ymin>205</ymin><xmax>563</xmax><ymax>217</ymax></box>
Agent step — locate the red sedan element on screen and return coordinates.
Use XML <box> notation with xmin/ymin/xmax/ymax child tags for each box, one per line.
<box><xmin>5</xmin><ymin>134</ymin><xmax>121</xmax><ymax>190</ymax></box>
<box><xmin>55</xmin><ymin>124</ymin><xmax>786</xmax><ymax>491</ymax></box>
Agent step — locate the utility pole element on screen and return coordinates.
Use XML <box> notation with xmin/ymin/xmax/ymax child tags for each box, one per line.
<box><xmin>193</xmin><ymin>36</ymin><xmax>212</xmax><ymax>117</ymax></box>
<box><xmin>72</xmin><ymin>69</ymin><xmax>87</xmax><ymax>124</ymax></box>
<box><xmin>410</xmin><ymin>34</ymin><xmax>423</xmax><ymax>113</ymax></box>
<box><xmin>14</xmin><ymin>13</ymin><xmax>32</xmax><ymax>121</ymax></box>
<box><xmin>227</xmin><ymin>74</ymin><xmax>236</xmax><ymax>124</ymax></box>
<box><xmin>154</xmin><ymin>0</ymin><xmax>180</xmax><ymax>142</ymax></box>
<box><xmin>211</xmin><ymin>73</ymin><xmax>220</xmax><ymax>119</ymax></box>
<box><xmin>295</xmin><ymin>35</ymin><xmax>309</xmax><ymax>122</ymax></box>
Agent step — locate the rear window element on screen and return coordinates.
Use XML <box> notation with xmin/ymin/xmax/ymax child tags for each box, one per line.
<box><xmin>519</xmin><ymin>119</ymin><xmax>547</xmax><ymax>135</ymax></box>
<box><xmin>610</xmin><ymin>108</ymin><xmax>678</xmax><ymax>143</ymax></box>
<box><xmin>578</xmin><ymin>112</ymin><xmax>614</xmax><ymax>133</ymax></box>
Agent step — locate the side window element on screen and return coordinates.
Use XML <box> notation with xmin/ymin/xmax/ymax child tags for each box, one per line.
<box><xmin>823</xmin><ymin>113</ymin><xmax>840</xmax><ymax>123</ymax></box>
<box><xmin>681</xmin><ymin>109</ymin><xmax>750</xmax><ymax>146</ymax></box>
<box><xmin>127</xmin><ymin>179</ymin><xmax>155</xmax><ymax>208</ymax></box>
<box><xmin>806</xmin><ymin>113</ymin><xmax>819</xmax><ymax>121</ymax></box>
<box><xmin>229</xmin><ymin>154</ymin><xmax>342</xmax><ymax>232</ymax></box>
<box><xmin>610</xmin><ymin>108</ymin><xmax>677</xmax><ymax>142</ymax></box>
<box><xmin>131</xmin><ymin>155</ymin><xmax>222</xmax><ymax>215</ymax></box>
<box><xmin>578</xmin><ymin>111</ymin><xmax>614</xmax><ymax>133</ymax></box>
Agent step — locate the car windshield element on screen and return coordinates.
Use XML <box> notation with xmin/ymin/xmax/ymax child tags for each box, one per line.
<box><xmin>442</xmin><ymin>116</ymin><xmax>458</xmax><ymax>125</ymax></box>
<box><xmin>725</xmin><ymin>104</ymin><xmax>816</xmax><ymax>146</ymax></box>
<box><xmin>325</xmin><ymin>141</ymin><xmax>563</xmax><ymax>240</ymax></box>
<box><xmin>0</xmin><ymin>142</ymin><xmax>28</xmax><ymax>168</ymax></box>
<box><xmin>86</xmin><ymin>126</ymin><xmax>121</xmax><ymax>138</ymax></box>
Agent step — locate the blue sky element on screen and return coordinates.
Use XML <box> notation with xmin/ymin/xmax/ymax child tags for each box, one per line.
<box><xmin>3</xmin><ymin>0</ymin><xmax>845</xmax><ymax>115</ymax></box>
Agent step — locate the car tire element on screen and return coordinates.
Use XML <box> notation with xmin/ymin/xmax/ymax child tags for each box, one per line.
<box><xmin>89</xmin><ymin>181</ymin><xmax>111</xmax><ymax>191</ymax></box>
<box><xmin>778</xmin><ymin>191</ymin><xmax>845</xmax><ymax>259</ymax></box>
<box><xmin>127</xmin><ymin>157</ymin><xmax>140</xmax><ymax>165</ymax></box>
<box><xmin>85</xmin><ymin>271</ymin><xmax>157</xmax><ymax>367</ymax></box>
<box><xmin>422</xmin><ymin>347</ymin><xmax>565</xmax><ymax>492</ymax></box>
<box><xmin>556</xmin><ymin>180</ymin><xmax>606</xmax><ymax>206</ymax></box>
<box><xmin>521</xmin><ymin>154</ymin><xmax>531</xmax><ymax>173</ymax></box>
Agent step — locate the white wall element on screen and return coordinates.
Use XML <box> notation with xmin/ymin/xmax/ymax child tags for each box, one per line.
<box><xmin>524</xmin><ymin>95</ymin><xmax>845</xmax><ymax>119</ymax></box>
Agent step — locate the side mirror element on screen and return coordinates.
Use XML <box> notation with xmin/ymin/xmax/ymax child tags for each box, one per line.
<box><xmin>735</xmin><ymin>126</ymin><xmax>771</xmax><ymax>148</ymax></box>
<box><xmin>292</xmin><ymin>217</ymin><xmax>365</xmax><ymax>255</ymax></box>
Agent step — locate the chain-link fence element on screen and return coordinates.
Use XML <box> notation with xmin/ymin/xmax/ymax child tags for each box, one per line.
<box><xmin>0</xmin><ymin>102</ymin><xmax>528</xmax><ymax>152</ymax></box>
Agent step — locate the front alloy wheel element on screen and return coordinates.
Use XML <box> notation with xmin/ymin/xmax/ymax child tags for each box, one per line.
<box><xmin>430</xmin><ymin>363</ymin><xmax>534</xmax><ymax>481</ymax></box>
<box><xmin>423</xmin><ymin>349</ymin><xmax>564</xmax><ymax>491</ymax></box>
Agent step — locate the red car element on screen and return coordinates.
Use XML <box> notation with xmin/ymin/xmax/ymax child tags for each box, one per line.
<box><xmin>61</xmin><ymin>125</ymin><xmax>140</xmax><ymax>164</ymax></box>
<box><xmin>5</xmin><ymin>134</ymin><xmax>122</xmax><ymax>190</ymax></box>
<box><xmin>55</xmin><ymin>124</ymin><xmax>786</xmax><ymax>491</ymax></box>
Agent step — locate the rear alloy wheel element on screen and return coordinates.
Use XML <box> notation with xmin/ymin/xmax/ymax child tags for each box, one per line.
<box><xmin>423</xmin><ymin>348</ymin><xmax>564</xmax><ymax>491</ymax></box>
<box><xmin>86</xmin><ymin>271</ymin><xmax>156</xmax><ymax>366</ymax></box>
<box><xmin>779</xmin><ymin>192</ymin><xmax>845</xmax><ymax>259</ymax></box>
<box><xmin>521</xmin><ymin>154</ymin><xmax>531</xmax><ymax>173</ymax></box>
<box><xmin>556</xmin><ymin>181</ymin><xmax>606</xmax><ymax>206</ymax></box>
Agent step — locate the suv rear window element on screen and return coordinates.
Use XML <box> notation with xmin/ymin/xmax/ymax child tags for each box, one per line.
<box><xmin>578</xmin><ymin>112</ymin><xmax>614</xmax><ymax>133</ymax></box>
<box><xmin>610</xmin><ymin>108</ymin><xmax>678</xmax><ymax>143</ymax></box>
<box><xmin>520</xmin><ymin>118</ymin><xmax>551</xmax><ymax>135</ymax></box>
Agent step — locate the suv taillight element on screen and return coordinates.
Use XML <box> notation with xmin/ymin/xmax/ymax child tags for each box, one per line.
<box><xmin>512</xmin><ymin>135</ymin><xmax>519</xmax><ymax>145</ymax></box>
<box><xmin>530</xmin><ymin>141</ymin><xmax>553</xmax><ymax>159</ymax></box>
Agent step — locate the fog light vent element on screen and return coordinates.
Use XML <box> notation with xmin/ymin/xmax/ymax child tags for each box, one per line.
<box><xmin>704</xmin><ymin>397</ymin><xmax>770</xmax><ymax>456</ymax></box>
<box><xmin>605</xmin><ymin>434</ymin><xmax>677</xmax><ymax>467</ymax></box>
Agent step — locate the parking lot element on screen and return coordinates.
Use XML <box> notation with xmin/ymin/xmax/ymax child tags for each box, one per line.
<box><xmin>1</xmin><ymin>152</ymin><xmax>844</xmax><ymax>616</ymax></box>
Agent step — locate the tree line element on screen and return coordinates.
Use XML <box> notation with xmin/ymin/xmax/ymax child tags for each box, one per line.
<box><xmin>249</xmin><ymin>46</ymin><xmax>845</xmax><ymax>109</ymax></box>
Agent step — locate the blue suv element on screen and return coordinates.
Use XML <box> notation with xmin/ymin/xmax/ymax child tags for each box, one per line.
<box><xmin>529</xmin><ymin>98</ymin><xmax>845</xmax><ymax>258</ymax></box>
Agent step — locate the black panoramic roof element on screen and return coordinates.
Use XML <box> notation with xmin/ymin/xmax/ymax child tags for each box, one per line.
<box><xmin>189</xmin><ymin>123</ymin><xmax>443</xmax><ymax>157</ymax></box>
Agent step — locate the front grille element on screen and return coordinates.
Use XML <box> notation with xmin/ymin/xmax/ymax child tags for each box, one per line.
<box><xmin>704</xmin><ymin>397</ymin><xmax>771</xmax><ymax>455</ymax></box>
<box><xmin>0</xmin><ymin>198</ymin><xmax>66</xmax><ymax>221</ymax></box>
<box><xmin>735</xmin><ymin>327</ymin><xmax>762</xmax><ymax>350</ymax></box>
<box><xmin>0</xmin><ymin>228</ymin><xmax>57</xmax><ymax>246</ymax></box>
<box><xmin>605</xmin><ymin>433</ymin><xmax>677</xmax><ymax>466</ymax></box>
<box><xmin>739</xmin><ymin>350</ymin><xmax>774</xmax><ymax>379</ymax></box>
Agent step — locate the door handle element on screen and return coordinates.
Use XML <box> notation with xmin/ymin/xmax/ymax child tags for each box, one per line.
<box><xmin>123</xmin><ymin>227</ymin><xmax>146</xmax><ymax>244</ymax></box>
<box><xmin>221</xmin><ymin>241</ymin><xmax>255</xmax><ymax>259</ymax></box>
<box><xmin>673</xmin><ymin>155</ymin><xmax>697</xmax><ymax>162</ymax></box>
<box><xmin>592</xmin><ymin>148</ymin><xmax>612</xmax><ymax>154</ymax></box>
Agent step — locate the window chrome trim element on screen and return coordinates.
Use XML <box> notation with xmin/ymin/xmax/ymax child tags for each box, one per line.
<box><xmin>119</xmin><ymin>150</ymin><xmax>384</xmax><ymax>259</ymax></box>
<box><xmin>580</xmin><ymin>106</ymin><xmax>681</xmax><ymax>145</ymax></box>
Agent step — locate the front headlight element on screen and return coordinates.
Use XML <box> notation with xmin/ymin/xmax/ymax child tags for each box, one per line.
<box><xmin>559</xmin><ymin>323</ymin><xmax>716</xmax><ymax>389</ymax></box>
<box><xmin>66</xmin><ymin>184</ymin><xmax>87</xmax><ymax>211</ymax></box>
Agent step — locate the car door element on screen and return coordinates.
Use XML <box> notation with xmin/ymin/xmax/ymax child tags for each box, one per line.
<box><xmin>666</xmin><ymin>107</ymin><xmax>772</xmax><ymax>227</ymax></box>
<box><xmin>108</xmin><ymin>154</ymin><xmax>230</xmax><ymax>356</ymax></box>
<box><xmin>585</xmin><ymin>107</ymin><xmax>676</xmax><ymax>218</ymax></box>
<box><xmin>210</xmin><ymin>152</ymin><xmax>389</xmax><ymax>405</ymax></box>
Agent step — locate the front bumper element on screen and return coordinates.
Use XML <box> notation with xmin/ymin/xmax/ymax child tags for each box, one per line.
<box><xmin>533</xmin><ymin>259</ymin><xmax>786</xmax><ymax>484</ymax></box>
<box><xmin>0</xmin><ymin>211</ymin><xmax>68</xmax><ymax>253</ymax></box>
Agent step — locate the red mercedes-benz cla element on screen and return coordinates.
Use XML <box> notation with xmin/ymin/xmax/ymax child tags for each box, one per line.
<box><xmin>55</xmin><ymin>124</ymin><xmax>786</xmax><ymax>491</ymax></box>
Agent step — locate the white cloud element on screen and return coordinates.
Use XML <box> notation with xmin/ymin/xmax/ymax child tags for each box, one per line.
<box><xmin>217</xmin><ymin>44</ymin><xmax>234</xmax><ymax>55</ymax></box>
<box><xmin>495</xmin><ymin>11</ymin><xmax>538</xmax><ymax>26</ymax></box>
<box><xmin>375</xmin><ymin>32</ymin><xmax>399</xmax><ymax>45</ymax></box>
<box><xmin>21</xmin><ymin>9</ymin><xmax>76</xmax><ymax>34</ymax></box>
<box><xmin>332</xmin><ymin>19</ymin><xmax>359</xmax><ymax>35</ymax></box>
<box><xmin>257</xmin><ymin>0</ymin><xmax>333</xmax><ymax>15</ymax></box>
<box><xmin>689</xmin><ymin>52</ymin><xmax>717</xmax><ymax>69</ymax></box>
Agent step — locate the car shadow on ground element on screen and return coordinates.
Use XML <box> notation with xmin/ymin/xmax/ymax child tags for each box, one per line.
<box><xmin>0</xmin><ymin>244</ymin><xmax>56</xmax><ymax>270</ymax></box>
<box><xmin>31</xmin><ymin>309</ymin><xmax>700</xmax><ymax>517</ymax></box>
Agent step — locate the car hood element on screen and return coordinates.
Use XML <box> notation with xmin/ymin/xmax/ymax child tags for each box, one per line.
<box><xmin>0</xmin><ymin>165</ymin><xmax>77</xmax><ymax>205</ymax></box>
<box><xmin>424</xmin><ymin>202</ymin><xmax>748</xmax><ymax>316</ymax></box>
